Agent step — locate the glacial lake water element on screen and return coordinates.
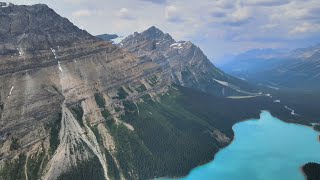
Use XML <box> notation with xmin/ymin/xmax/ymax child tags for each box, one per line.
<box><xmin>169</xmin><ymin>111</ymin><xmax>320</xmax><ymax>180</ymax></box>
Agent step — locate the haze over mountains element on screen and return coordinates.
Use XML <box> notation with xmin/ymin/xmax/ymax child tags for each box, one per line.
<box><xmin>0</xmin><ymin>2</ymin><xmax>319</xmax><ymax>180</ymax></box>
<box><xmin>220</xmin><ymin>44</ymin><xmax>320</xmax><ymax>89</ymax></box>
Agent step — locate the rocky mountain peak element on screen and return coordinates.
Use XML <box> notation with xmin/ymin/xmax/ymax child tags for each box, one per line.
<box><xmin>0</xmin><ymin>3</ymin><xmax>96</xmax><ymax>55</ymax></box>
<box><xmin>123</xmin><ymin>26</ymin><xmax>173</xmax><ymax>44</ymax></box>
<box><xmin>142</xmin><ymin>26</ymin><xmax>165</xmax><ymax>38</ymax></box>
<box><xmin>0</xmin><ymin>3</ymin><xmax>109</xmax><ymax>77</ymax></box>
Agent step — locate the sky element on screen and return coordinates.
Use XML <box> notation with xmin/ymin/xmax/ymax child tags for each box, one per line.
<box><xmin>9</xmin><ymin>0</ymin><xmax>320</xmax><ymax>64</ymax></box>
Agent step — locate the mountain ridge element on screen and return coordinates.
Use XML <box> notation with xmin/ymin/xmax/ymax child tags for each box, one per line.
<box><xmin>220</xmin><ymin>45</ymin><xmax>320</xmax><ymax>89</ymax></box>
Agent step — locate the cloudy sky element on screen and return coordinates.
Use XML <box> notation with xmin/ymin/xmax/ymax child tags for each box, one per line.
<box><xmin>10</xmin><ymin>0</ymin><xmax>320</xmax><ymax>63</ymax></box>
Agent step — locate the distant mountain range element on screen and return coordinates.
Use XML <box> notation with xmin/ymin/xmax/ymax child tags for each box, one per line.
<box><xmin>96</xmin><ymin>34</ymin><xmax>118</xmax><ymax>41</ymax></box>
<box><xmin>220</xmin><ymin>45</ymin><xmax>320</xmax><ymax>89</ymax></box>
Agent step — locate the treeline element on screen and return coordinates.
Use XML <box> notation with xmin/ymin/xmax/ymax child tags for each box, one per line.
<box><xmin>268</xmin><ymin>88</ymin><xmax>320</xmax><ymax>124</ymax></box>
<box><xmin>57</xmin><ymin>156</ymin><xmax>105</xmax><ymax>180</ymax></box>
<box><xmin>0</xmin><ymin>154</ymin><xmax>26</xmax><ymax>180</ymax></box>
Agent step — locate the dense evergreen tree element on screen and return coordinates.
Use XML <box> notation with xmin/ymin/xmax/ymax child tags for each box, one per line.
<box><xmin>303</xmin><ymin>162</ymin><xmax>320</xmax><ymax>180</ymax></box>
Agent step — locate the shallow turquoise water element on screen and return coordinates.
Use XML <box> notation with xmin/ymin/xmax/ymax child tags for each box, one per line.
<box><xmin>172</xmin><ymin>111</ymin><xmax>320</xmax><ymax>180</ymax></box>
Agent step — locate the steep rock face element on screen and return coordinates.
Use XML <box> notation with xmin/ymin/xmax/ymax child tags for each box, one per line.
<box><xmin>0</xmin><ymin>4</ymin><xmax>168</xmax><ymax>180</ymax></box>
<box><xmin>120</xmin><ymin>26</ymin><xmax>258</xmax><ymax>96</ymax></box>
<box><xmin>0</xmin><ymin>4</ymin><xmax>94</xmax><ymax>54</ymax></box>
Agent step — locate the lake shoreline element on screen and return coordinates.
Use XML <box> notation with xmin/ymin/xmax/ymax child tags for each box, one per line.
<box><xmin>155</xmin><ymin>111</ymin><xmax>261</xmax><ymax>180</ymax></box>
<box><xmin>155</xmin><ymin>111</ymin><xmax>262</xmax><ymax>180</ymax></box>
<box><xmin>159</xmin><ymin>110</ymin><xmax>320</xmax><ymax>180</ymax></box>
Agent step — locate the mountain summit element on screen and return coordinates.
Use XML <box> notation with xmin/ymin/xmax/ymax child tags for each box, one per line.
<box><xmin>119</xmin><ymin>26</ymin><xmax>258</xmax><ymax>96</ymax></box>
<box><xmin>140</xmin><ymin>26</ymin><xmax>166</xmax><ymax>39</ymax></box>
<box><xmin>0</xmin><ymin>3</ymin><xmax>94</xmax><ymax>53</ymax></box>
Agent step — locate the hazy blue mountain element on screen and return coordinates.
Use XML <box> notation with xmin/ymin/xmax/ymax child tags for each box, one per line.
<box><xmin>96</xmin><ymin>34</ymin><xmax>118</xmax><ymax>41</ymax></box>
<box><xmin>96</xmin><ymin>33</ymin><xmax>126</xmax><ymax>44</ymax></box>
<box><xmin>220</xmin><ymin>46</ymin><xmax>320</xmax><ymax>89</ymax></box>
<box><xmin>219</xmin><ymin>48</ymin><xmax>288</xmax><ymax>76</ymax></box>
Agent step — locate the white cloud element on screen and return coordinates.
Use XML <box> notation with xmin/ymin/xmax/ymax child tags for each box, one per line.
<box><xmin>64</xmin><ymin>0</ymin><xmax>88</xmax><ymax>4</ymax></box>
<box><xmin>117</xmin><ymin>7</ymin><xmax>135</xmax><ymax>20</ymax></box>
<box><xmin>290</xmin><ymin>22</ymin><xmax>320</xmax><ymax>34</ymax></box>
<box><xmin>9</xmin><ymin>0</ymin><xmax>48</xmax><ymax>5</ymax></box>
<box><xmin>214</xmin><ymin>0</ymin><xmax>235</xmax><ymax>9</ymax></box>
<box><xmin>223</xmin><ymin>6</ymin><xmax>252</xmax><ymax>26</ymax></box>
<box><xmin>261</xmin><ymin>23</ymin><xmax>278</xmax><ymax>30</ymax></box>
<box><xmin>165</xmin><ymin>5</ymin><xmax>184</xmax><ymax>23</ymax></box>
<box><xmin>244</xmin><ymin>0</ymin><xmax>290</xmax><ymax>6</ymax></box>
<box><xmin>141</xmin><ymin>0</ymin><xmax>166</xmax><ymax>4</ymax></box>
<box><xmin>118</xmin><ymin>8</ymin><xmax>128</xmax><ymax>16</ymax></box>
<box><xmin>72</xmin><ymin>9</ymin><xmax>93</xmax><ymax>18</ymax></box>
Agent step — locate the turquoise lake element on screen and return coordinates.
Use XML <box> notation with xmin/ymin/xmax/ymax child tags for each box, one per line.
<box><xmin>175</xmin><ymin>111</ymin><xmax>320</xmax><ymax>180</ymax></box>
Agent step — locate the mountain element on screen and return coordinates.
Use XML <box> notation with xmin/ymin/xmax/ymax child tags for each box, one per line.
<box><xmin>96</xmin><ymin>34</ymin><xmax>119</xmax><ymax>41</ymax></box>
<box><xmin>0</xmin><ymin>4</ymin><xmax>304</xmax><ymax>180</ymax></box>
<box><xmin>219</xmin><ymin>49</ymin><xmax>288</xmax><ymax>74</ymax></box>
<box><xmin>220</xmin><ymin>46</ymin><xmax>320</xmax><ymax>89</ymax></box>
<box><xmin>0</xmin><ymin>3</ymin><xmax>94</xmax><ymax>55</ymax></box>
<box><xmin>96</xmin><ymin>33</ymin><xmax>126</xmax><ymax>45</ymax></box>
<box><xmin>269</xmin><ymin>44</ymin><xmax>320</xmax><ymax>89</ymax></box>
<box><xmin>102</xmin><ymin>26</ymin><xmax>259</xmax><ymax>97</ymax></box>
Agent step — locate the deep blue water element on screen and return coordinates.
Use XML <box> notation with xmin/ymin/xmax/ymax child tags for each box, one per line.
<box><xmin>166</xmin><ymin>111</ymin><xmax>320</xmax><ymax>180</ymax></box>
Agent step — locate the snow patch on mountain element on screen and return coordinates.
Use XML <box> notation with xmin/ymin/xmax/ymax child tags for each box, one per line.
<box><xmin>17</xmin><ymin>48</ymin><xmax>22</xmax><ymax>56</ymax></box>
<box><xmin>58</xmin><ymin>61</ymin><xmax>62</xmax><ymax>72</ymax></box>
<box><xmin>51</xmin><ymin>48</ymin><xmax>57</xmax><ymax>59</ymax></box>
<box><xmin>212</xmin><ymin>78</ymin><xmax>230</xmax><ymax>87</ymax></box>
<box><xmin>170</xmin><ymin>42</ymin><xmax>186</xmax><ymax>49</ymax></box>
<box><xmin>284</xmin><ymin>105</ymin><xmax>298</xmax><ymax>115</ymax></box>
<box><xmin>9</xmin><ymin>86</ymin><xmax>14</xmax><ymax>95</ymax></box>
<box><xmin>111</xmin><ymin>36</ymin><xmax>126</xmax><ymax>44</ymax></box>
